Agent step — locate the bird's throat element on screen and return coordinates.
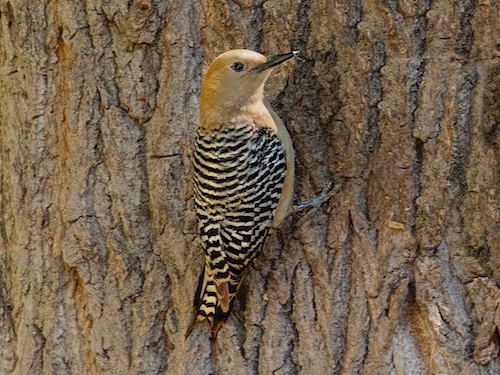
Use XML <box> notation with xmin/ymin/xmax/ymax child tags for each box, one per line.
<box><xmin>200</xmin><ymin>92</ymin><xmax>275</xmax><ymax>132</ymax></box>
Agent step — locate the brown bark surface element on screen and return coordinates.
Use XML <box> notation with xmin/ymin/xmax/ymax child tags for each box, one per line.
<box><xmin>1</xmin><ymin>0</ymin><xmax>500</xmax><ymax>374</ymax></box>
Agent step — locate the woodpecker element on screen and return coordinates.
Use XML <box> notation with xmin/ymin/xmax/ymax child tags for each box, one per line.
<box><xmin>187</xmin><ymin>49</ymin><xmax>298</xmax><ymax>338</ymax></box>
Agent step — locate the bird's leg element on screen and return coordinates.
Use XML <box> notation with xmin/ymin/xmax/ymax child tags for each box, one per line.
<box><xmin>293</xmin><ymin>178</ymin><xmax>344</xmax><ymax>227</ymax></box>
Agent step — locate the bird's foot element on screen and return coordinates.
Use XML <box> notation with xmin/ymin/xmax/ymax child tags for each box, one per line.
<box><xmin>293</xmin><ymin>178</ymin><xmax>344</xmax><ymax>227</ymax></box>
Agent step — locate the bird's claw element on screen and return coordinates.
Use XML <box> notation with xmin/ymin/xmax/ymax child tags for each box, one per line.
<box><xmin>293</xmin><ymin>178</ymin><xmax>343</xmax><ymax>227</ymax></box>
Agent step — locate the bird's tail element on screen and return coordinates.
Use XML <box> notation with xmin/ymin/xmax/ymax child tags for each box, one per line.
<box><xmin>185</xmin><ymin>264</ymin><xmax>233</xmax><ymax>339</ymax></box>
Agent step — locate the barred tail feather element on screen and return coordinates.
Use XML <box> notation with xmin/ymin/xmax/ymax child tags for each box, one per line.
<box><xmin>185</xmin><ymin>265</ymin><xmax>233</xmax><ymax>339</ymax></box>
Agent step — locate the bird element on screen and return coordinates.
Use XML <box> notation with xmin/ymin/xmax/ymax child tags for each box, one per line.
<box><xmin>187</xmin><ymin>49</ymin><xmax>298</xmax><ymax>338</ymax></box>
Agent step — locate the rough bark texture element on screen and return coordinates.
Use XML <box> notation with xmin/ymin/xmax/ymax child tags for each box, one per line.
<box><xmin>1</xmin><ymin>0</ymin><xmax>499</xmax><ymax>374</ymax></box>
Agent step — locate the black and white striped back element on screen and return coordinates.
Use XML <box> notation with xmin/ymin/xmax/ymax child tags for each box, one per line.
<box><xmin>191</xmin><ymin>123</ymin><xmax>287</xmax><ymax>319</ymax></box>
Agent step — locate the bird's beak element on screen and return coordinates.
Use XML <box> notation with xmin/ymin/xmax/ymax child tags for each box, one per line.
<box><xmin>253</xmin><ymin>51</ymin><xmax>300</xmax><ymax>73</ymax></box>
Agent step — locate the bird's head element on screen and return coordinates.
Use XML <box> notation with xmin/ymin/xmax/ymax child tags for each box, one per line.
<box><xmin>200</xmin><ymin>49</ymin><xmax>298</xmax><ymax>129</ymax></box>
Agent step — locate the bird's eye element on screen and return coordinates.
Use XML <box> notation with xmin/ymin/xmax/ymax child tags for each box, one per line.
<box><xmin>231</xmin><ymin>62</ymin><xmax>245</xmax><ymax>72</ymax></box>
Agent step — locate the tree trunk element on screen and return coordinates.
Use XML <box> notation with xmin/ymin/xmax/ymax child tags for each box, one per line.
<box><xmin>1</xmin><ymin>0</ymin><xmax>499</xmax><ymax>374</ymax></box>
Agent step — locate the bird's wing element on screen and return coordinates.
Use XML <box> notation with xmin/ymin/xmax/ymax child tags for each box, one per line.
<box><xmin>191</xmin><ymin>123</ymin><xmax>287</xmax><ymax>334</ymax></box>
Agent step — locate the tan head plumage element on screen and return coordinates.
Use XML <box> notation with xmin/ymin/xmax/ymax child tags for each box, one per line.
<box><xmin>200</xmin><ymin>49</ymin><xmax>297</xmax><ymax>130</ymax></box>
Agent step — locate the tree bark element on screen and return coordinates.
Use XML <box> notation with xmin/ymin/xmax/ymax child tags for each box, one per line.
<box><xmin>1</xmin><ymin>0</ymin><xmax>499</xmax><ymax>374</ymax></box>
